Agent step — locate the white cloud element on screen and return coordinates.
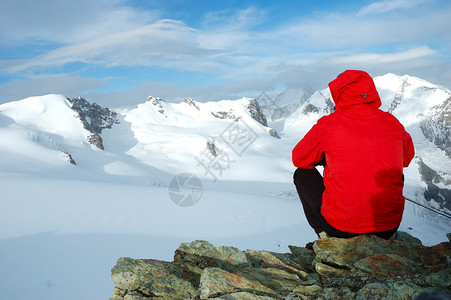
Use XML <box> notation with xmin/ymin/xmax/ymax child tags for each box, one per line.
<box><xmin>0</xmin><ymin>0</ymin><xmax>158</xmax><ymax>44</ymax></box>
<box><xmin>201</xmin><ymin>6</ymin><xmax>266</xmax><ymax>30</ymax></box>
<box><xmin>275</xmin><ymin>8</ymin><xmax>451</xmax><ymax>50</ymax></box>
<box><xmin>358</xmin><ymin>0</ymin><xmax>429</xmax><ymax>16</ymax></box>
<box><xmin>321</xmin><ymin>46</ymin><xmax>437</xmax><ymax>65</ymax></box>
<box><xmin>1</xmin><ymin>2</ymin><xmax>450</xmax><ymax>103</ymax></box>
<box><xmin>6</xmin><ymin>20</ymin><xmax>213</xmax><ymax>73</ymax></box>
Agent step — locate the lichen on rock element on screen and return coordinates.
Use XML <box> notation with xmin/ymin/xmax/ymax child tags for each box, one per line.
<box><xmin>111</xmin><ymin>232</ymin><xmax>451</xmax><ymax>300</ymax></box>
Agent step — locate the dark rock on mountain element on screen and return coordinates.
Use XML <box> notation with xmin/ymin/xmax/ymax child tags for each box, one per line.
<box><xmin>110</xmin><ymin>232</ymin><xmax>451</xmax><ymax>299</ymax></box>
<box><xmin>388</xmin><ymin>76</ymin><xmax>410</xmax><ymax>114</ymax></box>
<box><xmin>184</xmin><ymin>97</ymin><xmax>200</xmax><ymax>110</ymax></box>
<box><xmin>420</xmin><ymin>96</ymin><xmax>451</xmax><ymax>158</ymax></box>
<box><xmin>146</xmin><ymin>96</ymin><xmax>166</xmax><ymax>115</ymax></box>
<box><xmin>245</xmin><ymin>99</ymin><xmax>281</xmax><ymax>139</ymax></box>
<box><xmin>268</xmin><ymin>128</ymin><xmax>280</xmax><ymax>139</ymax></box>
<box><xmin>62</xmin><ymin>151</ymin><xmax>76</xmax><ymax>165</ymax></box>
<box><xmin>418</xmin><ymin>158</ymin><xmax>451</xmax><ymax>211</ymax></box>
<box><xmin>206</xmin><ymin>141</ymin><xmax>217</xmax><ymax>157</ymax></box>
<box><xmin>246</xmin><ymin>99</ymin><xmax>268</xmax><ymax>127</ymax></box>
<box><xmin>211</xmin><ymin>110</ymin><xmax>240</xmax><ymax>121</ymax></box>
<box><xmin>66</xmin><ymin>97</ymin><xmax>119</xmax><ymax>150</ymax></box>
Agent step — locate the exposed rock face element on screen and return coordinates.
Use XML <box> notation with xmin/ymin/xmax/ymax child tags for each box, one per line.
<box><xmin>61</xmin><ymin>151</ymin><xmax>76</xmax><ymax>165</ymax></box>
<box><xmin>420</xmin><ymin>96</ymin><xmax>451</xmax><ymax>158</ymax></box>
<box><xmin>211</xmin><ymin>110</ymin><xmax>240</xmax><ymax>121</ymax></box>
<box><xmin>417</xmin><ymin>158</ymin><xmax>451</xmax><ymax>211</ymax></box>
<box><xmin>184</xmin><ymin>97</ymin><xmax>200</xmax><ymax>110</ymax></box>
<box><xmin>66</xmin><ymin>97</ymin><xmax>119</xmax><ymax>150</ymax></box>
<box><xmin>246</xmin><ymin>99</ymin><xmax>268</xmax><ymax>127</ymax></box>
<box><xmin>147</xmin><ymin>96</ymin><xmax>166</xmax><ymax>115</ymax></box>
<box><xmin>110</xmin><ymin>233</ymin><xmax>451</xmax><ymax>299</ymax></box>
<box><xmin>206</xmin><ymin>141</ymin><xmax>217</xmax><ymax>157</ymax></box>
<box><xmin>245</xmin><ymin>99</ymin><xmax>280</xmax><ymax>139</ymax></box>
<box><xmin>388</xmin><ymin>76</ymin><xmax>410</xmax><ymax>114</ymax></box>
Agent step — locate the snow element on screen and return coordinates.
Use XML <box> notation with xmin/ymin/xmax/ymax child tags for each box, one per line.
<box><xmin>0</xmin><ymin>75</ymin><xmax>450</xmax><ymax>300</ymax></box>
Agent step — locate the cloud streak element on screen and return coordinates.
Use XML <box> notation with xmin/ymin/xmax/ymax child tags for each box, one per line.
<box><xmin>357</xmin><ymin>0</ymin><xmax>429</xmax><ymax>16</ymax></box>
<box><xmin>0</xmin><ymin>0</ymin><xmax>158</xmax><ymax>44</ymax></box>
<box><xmin>0</xmin><ymin>0</ymin><xmax>450</xmax><ymax>103</ymax></box>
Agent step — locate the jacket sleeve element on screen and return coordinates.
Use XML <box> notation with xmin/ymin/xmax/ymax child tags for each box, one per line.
<box><xmin>292</xmin><ymin>120</ymin><xmax>325</xmax><ymax>169</ymax></box>
<box><xmin>403</xmin><ymin>131</ymin><xmax>415</xmax><ymax>167</ymax></box>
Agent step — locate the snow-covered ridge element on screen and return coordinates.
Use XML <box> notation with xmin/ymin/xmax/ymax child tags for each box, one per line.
<box><xmin>122</xmin><ymin>95</ymin><xmax>282</xmax><ymax>176</ymax></box>
<box><xmin>1</xmin><ymin>73</ymin><xmax>450</xmax><ymax>300</ymax></box>
<box><xmin>0</xmin><ymin>94</ymin><xmax>89</xmax><ymax>145</ymax></box>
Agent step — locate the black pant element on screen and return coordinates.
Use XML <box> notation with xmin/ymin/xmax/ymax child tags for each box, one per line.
<box><xmin>293</xmin><ymin>168</ymin><xmax>398</xmax><ymax>239</ymax></box>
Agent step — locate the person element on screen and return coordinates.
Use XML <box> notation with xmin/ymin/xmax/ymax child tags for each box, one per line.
<box><xmin>292</xmin><ymin>70</ymin><xmax>415</xmax><ymax>239</ymax></box>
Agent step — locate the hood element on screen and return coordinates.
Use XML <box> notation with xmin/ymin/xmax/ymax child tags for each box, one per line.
<box><xmin>328</xmin><ymin>70</ymin><xmax>381</xmax><ymax>110</ymax></box>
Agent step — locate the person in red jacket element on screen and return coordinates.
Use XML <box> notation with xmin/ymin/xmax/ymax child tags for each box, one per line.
<box><xmin>292</xmin><ymin>70</ymin><xmax>415</xmax><ymax>239</ymax></box>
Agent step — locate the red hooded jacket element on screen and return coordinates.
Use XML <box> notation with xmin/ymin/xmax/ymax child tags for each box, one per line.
<box><xmin>292</xmin><ymin>70</ymin><xmax>415</xmax><ymax>233</ymax></box>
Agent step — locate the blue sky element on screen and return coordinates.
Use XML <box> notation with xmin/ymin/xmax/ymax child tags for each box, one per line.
<box><xmin>0</xmin><ymin>0</ymin><xmax>450</xmax><ymax>106</ymax></box>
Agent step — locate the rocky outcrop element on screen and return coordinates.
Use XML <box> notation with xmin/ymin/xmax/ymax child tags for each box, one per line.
<box><xmin>110</xmin><ymin>232</ymin><xmax>451</xmax><ymax>299</ymax></box>
<box><xmin>206</xmin><ymin>141</ymin><xmax>217</xmax><ymax>157</ymax></box>
<box><xmin>420</xmin><ymin>96</ymin><xmax>451</xmax><ymax>158</ymax></box>
<box><xmin>184</xmin><ymin>97</ymin><xmax>200</xmax><ymax>110</ymax></box>
<box><xmin>245</xmin><ymin>99</ymin><xmax>280</xmax><ymax>139</ymax></box>
<box><xmin>388</xmin><ymin>76</ymin><xmax>410</xmax><ymax>114</ymax></box>
<box><xmin>147</xmin><ymin>96</ymin><xmax>166</xmax><ymax>115</ymax></box>
<box><xmin>61</xmin><ymin>151</ymin><xmax>76</xmax><ymax>165</ymax></box>
<box><xmin>66</xmin><ymin>97</ymin><xmax>119</xmax><ymax>150</ymax></box>
<box><xmin>246</xmin><ymin>99</ymin><xmax>268</xmax><ymax>127</ymax></box>
<box><xmin>211</xmin><ymin>110</ymin><xmax>240</xmax><ymax>122</ymax></box>
<box><xmin>417</xmin><ymin>158</ymin><xmax>451</xmax><ymax>211</ymax></box>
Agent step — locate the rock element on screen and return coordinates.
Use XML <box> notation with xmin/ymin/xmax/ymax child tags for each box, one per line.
<box><xmin>212</xmin><ymin>292</ymin><xmax>276</xmax><ymax>299</ymax></box>
<box><xmin>206</xmin><ymin>141</ymin><xmax>217</xmax><ymax>157</ymax></box>
<box><xmin>199</xmin><ymin>267</ymin><xmax>276</xmax><ymax>299</ymax></box>
<box><xmin>111</xmin><ymin>233</ymin><xmax>451</xmax><ymax>300</ymax></box>
<box><xmin>313</xmin><ymin>234</ymin><xmax>447</xmax><ymax>271</ymax></box>
<box><xmin>111</xmin><ymin>257</ymin><xmax>202</xmax><ymax>300</ymax></box>
<box><xmin>396</xmin><ymin>231</ymin><xmax>423</xmax><ymax>245</ymax></box>
<box><xmin>236</xmin><ymin>267</ymin><xmax>302</xmax><ymax>295</ymax></box>
<box><xmin>245</xmin><ymin>99</ymin><xmax>267</xmax><ymax>127</ymax></box>
<box><xmin>268</xmin><ymin>128</ymin><xmax>281</xmax><ymax>139</ymax></box>
<box><xmin>245</xmin><ymin>99</ymin><xmax>280</xmax><ymax>139</ymax></box>
<box><xmin>61</xmin><ymin>151</ymin><xmax>76</xmax><ymax>165</ymax></box>
<box><xmin>354</xmin><ymin>254</ymin><xmax>421</xmax><ymax>279</ymax></box>
<box><xmin>146</xmin><ymin>96</ymin><xmax>166</xmax><ymax>115</ymax></box>
<box><xmin>184</xmin><ymin>97</ymin><xmax>200</xmax><ymax>110</ymax></box>
<box><xmin>88</xmin><ymin>133</ymin><xmax>104</xmax><ymax>150</ymax></box>
<box><xmin>245</xmin><ymin>249</ymin><xmax>309</xmax><ymax>277</ymax></box>
<box><xmin>417</xmin><ymin>158</ymin><xmax>451</xmax><ymax>211</ymax></box>
<box><xmin>420</xmin><ymin>96</ymin><xmax>451</xmax><ymax>158</ymax></box>
<box><xmin>356</xmin><ymin>281</ymin><xmax>425</xmax><ymax>299</ymax></box>
<box><xmin>174</xmin><ymin>240</ymin><xmax>248</xmax><ymax>273</ymax></box>
<box><xmin>66</xmin><ymin>97</ymin><xmax>119</xmax><ymax>150</ymax></box>
<box><xmin>211</xmin><ymin>110</ymin><xmax>240</xmax><ymax>121</ymax></box>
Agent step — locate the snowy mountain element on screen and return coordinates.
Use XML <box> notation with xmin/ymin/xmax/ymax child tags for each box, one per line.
<box><xmin>256</xmin><ymin>87</ymin><xmax>315</xmax><ymax>122</ymax></box>
<box><xmin>0</xmin><ymin>74</ymin><xmax>450</xmax><ymax>300</ymax></box>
